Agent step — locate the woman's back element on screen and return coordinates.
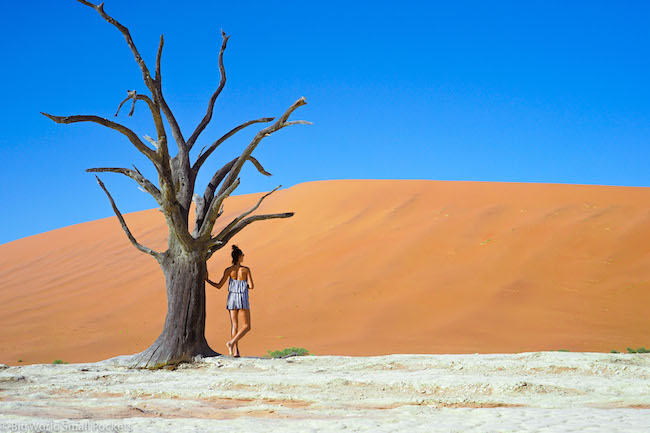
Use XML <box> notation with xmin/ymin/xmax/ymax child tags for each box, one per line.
<box><xmin>227</xmin><ymin>264</ymin><xmax>249</xmax><ymax>281</ymax></box>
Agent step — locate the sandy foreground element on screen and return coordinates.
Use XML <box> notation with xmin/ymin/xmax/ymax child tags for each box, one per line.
<box><xmin>0</xmin><ymin>352</ymin><xmax>649</xmax><ymax>432</ymax></box>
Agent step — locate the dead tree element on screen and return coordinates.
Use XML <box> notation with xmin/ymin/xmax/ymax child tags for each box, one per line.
<box><xmin>42</xmin><ymin>1</ymin><xmax>310</xmax><ymax>369</ymax></box>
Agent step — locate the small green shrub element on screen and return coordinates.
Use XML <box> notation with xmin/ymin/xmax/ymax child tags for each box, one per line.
<box><xmin>265</xmin><ymin>347</ymin><xmax>310</xmax><ymax>358</ymax></box>
<box><xmin>17</xmin><ymin>359</ymin><xmax>22</xmax><ymax>362</ymax></box>
<box><xmin>52</xmin><ymin>359</ymin><xmax>68</xmax><ymax>364</ymax></box>
<box><xmin>556</xmin><ymin>349</ymin><xmax>570</xmax><ymax>352</ymax></box>
<box><xmin>611</xmin><ymin>347</ymin><xmax>649</xmax><ymax>354</ymax></box>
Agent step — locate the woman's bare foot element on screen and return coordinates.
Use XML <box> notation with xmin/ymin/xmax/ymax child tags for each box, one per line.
<box><xmin>226</xmin><ymin>340</ymin><xmax>234</xmax><ymax>356</ymax></box>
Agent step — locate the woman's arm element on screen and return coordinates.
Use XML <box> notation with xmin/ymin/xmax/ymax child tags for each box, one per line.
<box><xmin>205</xmin><ymin>269</ymin><xmax>218</xmax><ymax>288</ymax></box>
<box><xmin>206</xmin><ymin>268</ymin><xmax>229</xmax><ymax>289</ymax></box>
<box><xmin>247</xmin><ymin>267</ymin><xmax>254</xmax><ymax>290</ymax></box>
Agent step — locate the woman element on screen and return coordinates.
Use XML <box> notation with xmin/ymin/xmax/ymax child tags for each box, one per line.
<box><xmin>205</xmin><ymin>245</ymin><xmax>255</xmax><ymax>357</ymax></box>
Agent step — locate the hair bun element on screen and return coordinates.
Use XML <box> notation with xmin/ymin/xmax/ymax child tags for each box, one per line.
<box><xmin>232</xmin><ymin>244</ymin><xmax>239</xmax><ymax>250</ymax></box>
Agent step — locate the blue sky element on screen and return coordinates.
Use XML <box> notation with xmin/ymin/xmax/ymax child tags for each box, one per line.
<box><xmin>1</xmin><ymin>0</ymin><xmax>649</xmax><ymax>245</ymax></box>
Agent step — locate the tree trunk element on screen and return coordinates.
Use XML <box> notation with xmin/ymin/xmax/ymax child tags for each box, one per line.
<box><xmin>127</xmin><ymin>238</ymin><xmax>219</xmax><ymax>369</ymax></box>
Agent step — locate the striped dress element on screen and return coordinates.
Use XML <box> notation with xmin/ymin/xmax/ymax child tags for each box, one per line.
<box><xmin>226</xmin><ymin>277</ymin><xmax>249</xmax><ymax>310</ymax></box>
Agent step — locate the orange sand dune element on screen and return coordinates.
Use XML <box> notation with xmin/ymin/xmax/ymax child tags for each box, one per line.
<box><xmin>1</xmin><ymin>179</ymin><xmax>649</xmax><ymax>365</ymax></box>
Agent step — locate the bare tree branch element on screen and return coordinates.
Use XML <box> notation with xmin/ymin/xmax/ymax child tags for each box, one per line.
<box><xmin>192</xmin><ymin>117</ymin><xmax>274</xmax><ymax>173</ymax></box>
<box><xmin>218</xmin><ymin>97</ymin><xmax>310</xmax><ymax>197</ymax></box>
<box><xmin>143</xmin><ymin>135</ymin><xmax>159</xmax><ymax>149</ymax></box>
<box><xmin>114</xmin><ymin>91</ymin><xmax>163</xmax><ymax>141</ymax></box>
<box><xmin>198</xmin><ymin>177</ymin><xmax>240</xmax><ymax>240</ymax></box>
<box><xmin>86</xmin><ymin>167</ymin><xmax>162</xmax><ymax>203</ymax></box>
<box><xmin>206</xmin><ymin>241</ymin><xmax>224</xmax><ymax>258</ymax></box>
<box><xmin>205</xmin><ymin>158</ymin><xmax>236</xmax><ymax>200</ymax></box>
<box><xmin>113</xmin><ymin>90</ymin><xmax>173</xmax><ymax>196</ymax></box>
<box><xmin>194</xmin><ymin>97</ymin><xmax>307</xmax><ymax>240</ymax></box>
<box><xmin>75</xmin><ymin>1</ymin><xmax>178</xmax><ymax>162</ymax></box>
<box><xmin>187</xmin><ymin>30</ymin><xmax>230</xmax><ymax>151</ymax></box>
<box><xmin>213</xmin><ymin>185</ymin><xmax>282</xmax><ymax>242</ymax></box>
<box><xmin>192</xmin><ymin>157</ymin><xmax>236</xmax><ymax>237</ymax></box>
<box><xmin>192</xmin><ymin>155</ymin><xmax>272</xmax><ymax>237</ymax></box>
<box><xmin>115</xmin><ymin>90</ymin><xmax>138</xmax><ymax>116</ymax></box>
<box><xmin>191</xmin><ymin>193</ymin><xmax>206</xmax><ymax>237</ymax></box>
<box><xmin>203</xmin><ymin>156</ymin><xmax>271</xmax><ymax>207</ymax></box>
<box><xmin>155</xmin><ymin>34</ymin><xmax>163</xmax><ymax>83</ymax></box>
<box><xmin>246</xmin><ymin>155</ymin><xmax>272</xmax><ymax>176</ymax></box>
<box><xmin>209</xmin><ymin>156</ymin><xmax>272</xmax><ymax>201</ymax></box>
<box><xmin>41</xmin><ymin>112</ymin><xmax>158</xmax><ymax>162</ymax></box>
<box><xmin>76</xmin><ymin>1</ymin><xmax>156</xmax><ymax>92</ymax></box>
<box><xmin>114</xmin><ymin>92</ymin><xmax>170</xmax><ymax>185</ymax></box>
<box><xmin>207</xmin><ymin>212</ymin><xmax>294</xmax><ymax>259</ymax></box>
<box><xmin>158</xmin><ymin>94</ymin><xmax>186</xmax><ymax>153</ymax></box>
<box><xmin>93</xmin><ymin>174</ymin><xmax>162</xmax><ymax>260</ymax></box>
<box><xmin>42</xmin><ymin>112</ymin><xmax>180</xmax><ymax>249</ymax></box>
<box><xmin>283</xmin><ymin>120</ymin><xmax>313</xmax><ymax>127</ymax></box>
<box><xmin>151</xmin><ymin>34</ymin><xmax>186</xmax><ymax>152</ymax></box>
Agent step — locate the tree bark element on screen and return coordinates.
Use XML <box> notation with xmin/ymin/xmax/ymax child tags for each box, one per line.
<box><xmin>127</xmin><ymin>237</ymin><xmax>218</xmax><ymax>369</ymax></box>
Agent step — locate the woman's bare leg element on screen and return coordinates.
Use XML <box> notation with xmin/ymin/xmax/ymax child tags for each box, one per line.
<box><xmin>227</xmin><ymin>309</ymin><xmax>251</xmax><ymax>350</ymax></box>
<box><xmin>227</xmin><ymin>309</ymin><xmax>238</xmax><ymax>356</ymax></box>
<box><xmin>235</xmin><ymin>309</ymin><xmax>248</xmax><ymax>356</ymax></box>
